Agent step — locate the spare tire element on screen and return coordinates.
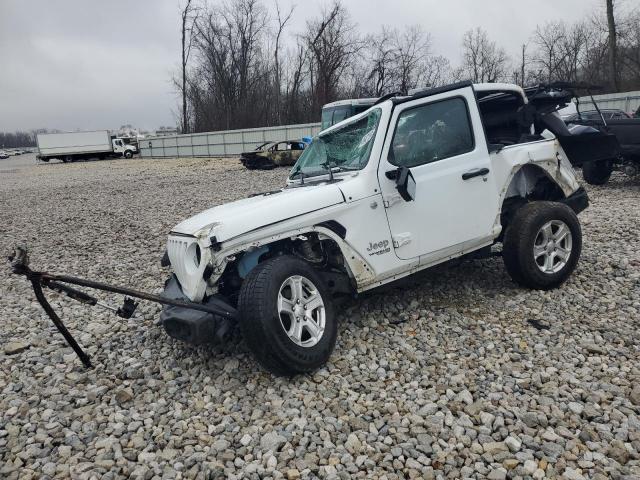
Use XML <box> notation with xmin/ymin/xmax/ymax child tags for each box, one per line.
<box><xmin>582</xmin><ymin>160</ymin><xmax>613</xmax><ymax>185</ymax></box>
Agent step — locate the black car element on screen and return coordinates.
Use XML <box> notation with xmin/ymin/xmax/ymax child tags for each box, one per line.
<box><xmin>563</xmin><ymin>108</ymin><xmax>640</xmax><ymax>185</ymax></box>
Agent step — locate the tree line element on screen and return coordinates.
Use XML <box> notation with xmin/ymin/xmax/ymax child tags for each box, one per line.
<box><xmin>178</xmin><ymin>0</ymin><xmax>640</xmax><ymax>133</ymax></box>
<box><xmin>0</xmin><ymin>131</ymin><xmax>37</xmax><ymax>148</ymax></box>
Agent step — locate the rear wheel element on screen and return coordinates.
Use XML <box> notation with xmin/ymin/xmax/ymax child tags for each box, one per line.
<box><xmin>582</xmin><ymin>159</ymin><xmax>613</xmax><ymax>185</ymax></box>
<box><xmin>503</xmin><ymin>201</ymin><xmax>582</xmax><ymax>290</ymax></box>
<box><xmin>62</xmin><ymin>155</ymin><xmax>74</xmax><ymax>163</ymax></box>
<box><xmin>237</xmin><ymin>255</ymin><xmax>337</xmax><ymax>376</ymax></box>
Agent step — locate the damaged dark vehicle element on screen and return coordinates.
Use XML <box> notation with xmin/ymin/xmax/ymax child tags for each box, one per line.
<box><xmin>561</xmin><ymin>94</ymin><xmax>640</xmax><ymax>185</ymax></box>
<box><xmin>240</xmin><ymin>140</ymin><xmax>307</xmax><ymax>170</ymax></box>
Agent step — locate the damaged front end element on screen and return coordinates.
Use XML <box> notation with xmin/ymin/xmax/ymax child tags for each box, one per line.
<box><xmin>159</xmin><ymin>275</ymin><xmax>235</xmax><ymax>345</ymax></box>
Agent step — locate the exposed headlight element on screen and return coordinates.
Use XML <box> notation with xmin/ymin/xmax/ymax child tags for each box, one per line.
<box><xmin>195</xmin><ymin>244</ymin><xmax>201</xmax><ymax>267</ymax></box>
<box><xmin>184</xmin><ymin>242</ymin><xmax>202</xmax><ymax>273</ymax></box>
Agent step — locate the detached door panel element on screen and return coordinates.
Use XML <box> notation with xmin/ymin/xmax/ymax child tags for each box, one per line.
<box><xmin>377</xmin><ymin>87</ymin><xmax>498</xmax><ymax>260</ymax></box>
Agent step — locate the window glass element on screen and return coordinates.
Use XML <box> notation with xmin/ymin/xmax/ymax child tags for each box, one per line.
<box><xmin>331</xmin><ymin>106</ymin><xmax>352</xmax><ymax>125</ymax></box>
<box><xmin>352</xmin><ymin>105</ymin><xmax>370</xmax><ymax>116</ymax></box>
<box><xmin>321</xmin><ymin>109</ymin><xmax>334</xmax><ymax>130</ymax></box>
<box><xmin>389</xmin><ymin>97</ymin><xmax>474</xmax><ymax>167</ymax></box>
<box><xmin>290</xmin><ymin>108</ymin><xmax>381</xmax><ymax>179</ymax></box>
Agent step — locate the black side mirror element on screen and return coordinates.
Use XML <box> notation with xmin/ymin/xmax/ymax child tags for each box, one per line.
<box><xmin>396</xmin><ymin>166</ymin><xmax>416</xmax><ymax>202</ymax></box>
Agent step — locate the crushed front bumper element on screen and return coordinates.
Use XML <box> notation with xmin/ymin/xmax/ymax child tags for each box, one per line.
<box><xmin>160</xmin><ymin>275</ymin><xmax>237</xmax><ymax>345</ymax></box>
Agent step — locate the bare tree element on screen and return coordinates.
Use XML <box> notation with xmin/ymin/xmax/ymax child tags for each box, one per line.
<box><xmin>606</xmin><ymin>0</ymin><xmax>620</xmax><ymax>90</ymax></box>
<box><xmin>363</xmin><ymin>27</ymin><xmax>395</xmax><ymax>96</ymax></box>
<box><xmin>461</xmin><ymin>28</ymin><xmax>509</xmax><ymax>83</ymax></box>
<box><xmin>392</xmin><ymin>26</ymin><xmax>432</xmax><ymax>92</ymax></box>
<box><xmin>192</xmin><ymin>0</ymin><xmax>269</xmax><ymax>130</ymax></box>
<box><xmin>180</xmin><ymin>0</ymin><xmax>640</xmax><ymax>134</ymax></box>
<box><xmin>304</xmin><ymin>2</ymin><xmax>363</xmax><ymax>110</ymax></box>
<box><xmin>359</xmin><ymin>25</ymin><xmax>451</xmax><ymax>96</ymax></box>
<box><xmin>180</xmin><ymin>0</ymin><xmax>198</xmax><ymax>133</ymax></box>
<box><xmin>422</xmin><ymin>55</ymin><xmax>455</xmax><ymax>88</ymax></box>
<box><xmin>532</xmin><ymin>22</ymin><xmax>566</xmax><ymax>83</ymax></box>
<box><xmin>619</xmin><ymin>8</ymin><xmax>640</xmax><ymax>87</ymax></box>
<box><xmin>0</xmin><ymin>131</ymin><xmax>36</xmax><ymax>148</ymax></box>
<box><xmin>273</xmin><ymin>2</ymin><xmax>294</xmax><ymax>124</ymax></box>
<box><xmin>283</xmin><ymin>43</ymin><xmax>311</xmax><ymax>122</ymax></box>
<box><xmin>556</xmin><ymin>22</ymin><xmax>589</xmax><ymax>82</ymax></box>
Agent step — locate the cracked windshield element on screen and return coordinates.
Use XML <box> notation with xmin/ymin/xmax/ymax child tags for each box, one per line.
<box><xmin>290</xmin><ymin>108</ymin><xmax>381</xmax><ymax>179</ymax></box>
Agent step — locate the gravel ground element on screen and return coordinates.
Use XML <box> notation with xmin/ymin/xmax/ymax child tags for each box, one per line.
<box><xmin>1</xmin><ymin>157</ymin><xmax>639</xmax><ymax>480</ymax></box>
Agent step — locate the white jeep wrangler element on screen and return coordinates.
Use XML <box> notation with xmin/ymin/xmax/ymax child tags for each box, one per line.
<box><xmin>161</xmin><ymin>81</ymin><xmax>590</xmax><ymax>376</ymax></box>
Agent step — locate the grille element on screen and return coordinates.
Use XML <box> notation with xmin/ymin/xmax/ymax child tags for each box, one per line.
<box><xmin>167</xmin><ymin>236</ymin><xmax>194</xmax><ymax>288</ymax></box>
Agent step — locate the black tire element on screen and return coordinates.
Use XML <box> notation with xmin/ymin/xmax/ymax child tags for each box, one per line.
<box><xmin>237</xmin><ymin>255</ymin><xmax>337</xmax><ymax>376</ymax></box>
<box><xmin>124</xmin><ymin>150</ymin><xmax>133</xmax><ymax>159</ymax></box>
<box><xmin>62</xmin><ymin>155</ymin><xmax>73</xmax><ymax>163</ymax></box>
<box><xmin>503</xmin><ymin>201</ymin><xmax>582</xmax><ymax>290</ymax></box>
<box><xmin>582</xmin><ymin>159</ymin><xmax>613</xmax><ymax>185</ymax></box>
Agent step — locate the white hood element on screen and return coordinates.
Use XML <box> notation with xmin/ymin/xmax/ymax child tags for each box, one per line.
<box><xmin>171</xmin><ymin>183</ymin><xmax>345</xmax><ymax>242</ymax></box>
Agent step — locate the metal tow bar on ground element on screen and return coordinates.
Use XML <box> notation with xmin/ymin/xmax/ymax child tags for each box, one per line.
<box><xmin>7</xmin><ymin>246</ymin><xmax>236</xmax><ymax>369</ymax></box>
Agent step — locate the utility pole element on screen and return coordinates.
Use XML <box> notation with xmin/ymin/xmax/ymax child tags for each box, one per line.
<box><xmin>521</xmin><ymin>44</ymin><xmax>526</xmax><ymax>87</ymax></box>
<box><xmin>606</xmin><ymin>0</ymin><xmax>620</xmax><ymax>91</ymax></box>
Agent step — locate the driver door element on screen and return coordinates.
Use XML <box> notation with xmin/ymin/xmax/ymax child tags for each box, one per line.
<box><xmin>112</xmin><ymin>139</ymin><xmax>124</xmax><ymax>153</ymax></box>
<box><xmin>377</xmin><ymin>86</ymin><xmax>499</xmax><ymax>261</ymax></box>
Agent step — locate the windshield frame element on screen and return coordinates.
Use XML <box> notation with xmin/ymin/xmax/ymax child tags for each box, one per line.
<box><xmin>289</xmin><ymin>107</ymin><xmax>383</xmax><ymax>181</ymax></box>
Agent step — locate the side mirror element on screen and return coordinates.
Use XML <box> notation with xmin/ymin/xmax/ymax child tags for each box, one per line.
<box><xmin>396</xmin><ymin>166</ymin><xmax>416</xmax><ymax>202</ymax></box>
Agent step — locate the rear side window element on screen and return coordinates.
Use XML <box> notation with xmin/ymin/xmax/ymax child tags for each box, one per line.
<box><xmin>331</xmin><ymin>106</ymin><xmax>352</xmax><ymax>125</ymax></box>
<box><xmin>321</xmin><ymin>110</ymin><xmax>334</xmax><ymax>130</ymax></box>
<box><xmin>389</xmin><ymin>97</ymin><xmax>474</xmax><ymax>168</ymax></box>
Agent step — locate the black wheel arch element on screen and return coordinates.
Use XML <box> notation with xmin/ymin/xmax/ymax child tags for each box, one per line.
<box><xmin>499</xmin><ymin>164</ymin><xmax>567</xmax><ymax>241</ymax></box>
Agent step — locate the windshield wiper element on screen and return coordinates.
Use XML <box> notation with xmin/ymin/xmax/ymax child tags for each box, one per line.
<box><xmin>290</xmin><ymin>165</ymin><xmax>305</xmax><ymax>184</ymax></box>
<box><xmin>321</xmin><ymin>161</ymin><xmax>335</xmax><ymax>182</ymax></box>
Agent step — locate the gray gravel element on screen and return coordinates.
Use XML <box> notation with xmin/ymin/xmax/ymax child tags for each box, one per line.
<box><xmin>1</xmin><ymin>157</ymin><xmax>639</xmax><ymax>479</ymax></box>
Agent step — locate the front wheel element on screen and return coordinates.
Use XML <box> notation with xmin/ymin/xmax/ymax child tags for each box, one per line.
<box><xmin>503</xmin><ymin>201</ymin><xmax>582</xmax><ymax>290</ymax></box>
<box><xmin>237</xmin><ymin>255</ymin><xmax>337</xmax><ymax>376</ymax></box>
<box><xmin>124</xmin><ymin>150</ymin><xmax>133</xmax><ymax>159</ymax></box>
<box><xmin>582</xmin><ymin>160</ymin><xmax>613</xmax><ymax>185</ymax></box>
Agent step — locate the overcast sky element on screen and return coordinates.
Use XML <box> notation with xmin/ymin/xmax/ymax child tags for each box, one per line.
<box><xmin>0</xmin><ymin>0</ymin><xmax>603</xmax><ymax>132</ymax></box>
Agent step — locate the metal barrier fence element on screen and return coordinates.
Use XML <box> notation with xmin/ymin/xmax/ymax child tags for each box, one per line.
<box><xmin>578</xmin><ymin>91</ymin><xmax>640</xmax><ymax>113</ymax></box>
<box><xmin>139</xmin><ymin>122</ymin><xmax>322</xmax><ymax>158</ymax></box>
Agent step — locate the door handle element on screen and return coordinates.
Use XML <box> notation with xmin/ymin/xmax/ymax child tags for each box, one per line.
<box><xmin>462</xmin><ymin>168</ymin><xmax>490</xmax><ymax>180</ymax></box>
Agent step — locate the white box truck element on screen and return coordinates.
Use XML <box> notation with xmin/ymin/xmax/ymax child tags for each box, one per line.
<box><xmin>36</xmin><ymin>130</ymin><xmax>137</xmax><ymax>163</ymax></box>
